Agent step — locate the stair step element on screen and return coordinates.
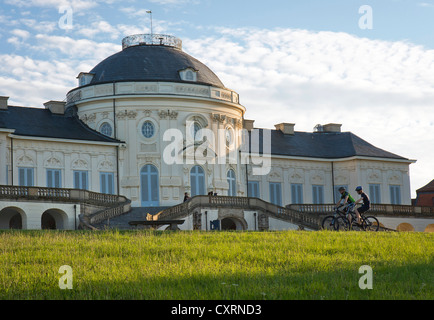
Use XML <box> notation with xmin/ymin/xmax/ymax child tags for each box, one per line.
<box><xmin>94</xmin><ymin>206</ymin><xmax>171</xmax><ymax>230</ymax></box>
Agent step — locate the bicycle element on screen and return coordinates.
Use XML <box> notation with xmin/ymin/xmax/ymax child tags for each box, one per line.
<box><xmin>321</xmin><ymin>205</ymin><xmax>348</xmax><ymax>230</ymax></box>
<box><xmin>336</xmin><ymin>204</ymin><xmax>380</xmax><ymax>231</ymax></box>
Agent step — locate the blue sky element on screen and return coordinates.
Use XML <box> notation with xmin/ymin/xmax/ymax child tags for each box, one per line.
<box><xmin>1</xmin><ymin>0</ymin><xmax>434</xmax><ymax>197</ymax></box>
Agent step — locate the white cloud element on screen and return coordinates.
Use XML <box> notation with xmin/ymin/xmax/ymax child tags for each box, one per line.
<box><xmin>10</xmin><ymin>29</ymin><xmax>31</xmax><ymax>40</ymax></box>
<box><xmin>4</xmin><ymin>0</ymin><xmax>99</xmax><ymax>11</ymax></box>
<box><xmin>76</xmin><ymin>20</ymin><xmax>121</xmax><ymax>39</ymax></box>
<box><xmin>1</xmin><ymin>25</ymin><xmax>433</xmax><ymax>196</ymax></box>
<box><xmin>32</xmin><ymin>34</ymin><xmax>119</xmax><ymax>60</ymax></box>
<box><xmin>149</xmin><ymin>0</ymin><xmax>200</xmax><ymax>5</ymax></box>
<box><xmin>20</xmin><ymin>19</ymin><xmax>57</xmax><ymax>34</ymax></box>
<box><xmin>183</xmin><ymin>27</ymin><xmax>434</xmax><ymax>195</ymax></box>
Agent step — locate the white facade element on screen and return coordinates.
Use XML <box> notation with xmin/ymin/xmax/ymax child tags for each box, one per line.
<box><xmin>0</xmin><ymin>34</ymin><xmax>416</xmax><ymax>230</ymax></box>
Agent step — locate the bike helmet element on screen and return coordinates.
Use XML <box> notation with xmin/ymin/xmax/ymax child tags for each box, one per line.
<box><xmin>355</xmin><ymin>186</ymin><xmax>363</xmax><ymax>192</ymax></box>
<box><xmin>338</xmin><ymin>187</ymin><xmax>346</xmax><ymax>192</ymax></box>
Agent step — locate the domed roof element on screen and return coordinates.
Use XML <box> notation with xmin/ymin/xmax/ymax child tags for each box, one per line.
<box><xmin>88</xmin><ymin>34</ymin><xmax>225</xmax><ymax>88</ymax></box>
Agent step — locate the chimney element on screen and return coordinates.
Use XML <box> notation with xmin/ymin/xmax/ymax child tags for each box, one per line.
<box><xmin>274</xmin><ymin>123</ymin><xmax>295</xmax><ymax>135</ymax></box>
<box><xmin>44</xmin><ymin>100</ymin><xmax>66</xmax><ymax>115</ymax></box>
<box><xmin>243</xmin><ymin>119</ymin><xmax>255</xmax><ymax>131</ymax></box>
<box><xmin>0</xmin><ymin>96</ymin><xmax>9</xmax><ymax>110</ymax></box>
<box><xmin>322</xmin><ymin>123</ymin><xmax>342</xmax><ymax>133</ymax></box>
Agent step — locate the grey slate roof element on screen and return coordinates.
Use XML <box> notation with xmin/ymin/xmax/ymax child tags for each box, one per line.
<box><xmin>87</xmin><ymin>45</ymin><xmax>225</xmax><ymax>88</ymax></box>
<box><xmin>251</xmin><ymin>129</ymin><xmax>408</xmax><ymax>160</ymax></box>
<box><xmin>1</xmin><ymin>106</ymin><xmax>407</xmax><ymax>160</ymax></box>
<box><xmin>0</xmin><ymin>106</ymin><xmax>121</xmax><ymax>143</ymax></box>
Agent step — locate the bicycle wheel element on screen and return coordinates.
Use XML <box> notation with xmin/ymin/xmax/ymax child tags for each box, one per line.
<box><xmin>350</xmin><ymin>220</ymin><xmax>364</xmax><ymax>231</ymax></box>
<box><xmin>363</xmin><ymin>216</ymin><xmax>380</xmax><ymax>231</ymax></box>
<box><xmin>334</xmin><ymin>216</ymin><xmax>350</xmax><ymax>231</ymax></box>
<box><xmin>321</xmin><ymin>216</ymin><xmax>336</xmax><ymax>230</ymax></box>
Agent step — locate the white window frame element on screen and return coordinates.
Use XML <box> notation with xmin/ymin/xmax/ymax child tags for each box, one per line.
<box><xmin>269</xmin><ymin>182</ymin><xmax>282</xmax><ymax>206</ymax></box>
<box><xmin>390</xmin><ymin>185</ymin><xmax>401</xmax><ymax>205</ymax></box>
<box><xmin>100</xmin><ymin>172</ymin><xmax>115</xmax><ymax>195</ymax></box>
<box><xmin>19</xmin><ymin>167</ymin><xmax>34</xmax><ymax>187</ymax></box>
<box><xmin>47</xmin><ymin>169</ymin><xmax>62</xmax><ymax>188</ymax></box>
<box><xmin>248</xmin><ymin>181</ymin><xmax>260</xmax><ymax>198</ymax></box>
<box><xmin>227</xmin><ymin>169</ymin><xmax>236</xmax><ymax>196</ymax></box>
<box><xmin>312</xmin><ymin>185</ymin><xmax>324</xmax><ymax>204</ymax></box>
<box><xmin>369</xmin><ymin>184</ymin><xmax>381</xmax><ymax>204</ymax></box>
<box><xmin>74</xmin><ymin>170</ymin><xmax>89</xmax><ymax>190</ymax></box>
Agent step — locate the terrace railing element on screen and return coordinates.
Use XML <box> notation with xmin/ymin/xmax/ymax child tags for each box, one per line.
<box><xmin>0</xmin><ymin>185</ymin><xmax>131</xmax><ymax>230</ymax></box>
<box><xmin>287</xmin><ymin>203</ymin><xmax>434</xmax><ymax>217</ymax></box>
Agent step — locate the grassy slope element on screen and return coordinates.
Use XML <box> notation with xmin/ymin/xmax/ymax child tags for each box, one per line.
<box><xmin>0</xmin><ymin>230</ymin><xmax>432</xmax><ymax>300</ymax></box>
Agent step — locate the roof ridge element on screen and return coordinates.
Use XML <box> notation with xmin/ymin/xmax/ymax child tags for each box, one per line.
<box><xmin>73</xmin><ymin>113</ymin><xmax>123</xmax><ymax>143</ymax></box>
<box><xmin>416</xmin><ymin>179</ymin><xmax>434</xmax><ymax>192</ymax></box>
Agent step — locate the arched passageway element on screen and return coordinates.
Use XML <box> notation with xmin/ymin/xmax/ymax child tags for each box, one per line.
<box><xmin>0</xmin><ymin>207</ymin><xmax>25</xmax><ymax>229</ymax></box>
<box><xmin>221</xmin><ymin>217</ymin><xmax>246</xmax><ymax>231</ymax></box>
<box><xmin>41</xmin><ymin>209</ymin><xmax>68</xmax><ymax>230</ymax></box>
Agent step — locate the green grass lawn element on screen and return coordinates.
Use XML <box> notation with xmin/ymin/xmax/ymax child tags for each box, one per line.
<box><xmin>0</xmin><ymin>230</ymin><xmax>432</xmax><ymax>300</ymax></box>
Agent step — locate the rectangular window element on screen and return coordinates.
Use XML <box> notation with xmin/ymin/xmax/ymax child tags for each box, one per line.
<box><xmin>74</xmin><ymin>170</ymin><xmax>88</xmax><ymax>190</ymax></box>
<box><xmin>291</xmin><ymin>183</ymin><xmax>303</xmax><ymax>204</ymax></box>
<box><xmin>334</xmin><ymin>185</ymin><xmax>348</xmax><ymax>203</ymax></box>
<box><xmin>248</xmin><ymin>181</ymin><xmax>260</xmax><ymax>198</ymax></box>
<box><xmin>390</xmin><ymin>185</ymin><xmax>401</xmax><ymax>205</ymax></box>
<box><xmin>18</xmin><ymin>167</ymin><xmax>34</xmax><ymax>187</ymax></box>
<box><xmin>269</xmin><ymin>182</ymin><xmax>282</xmax><ymax>206</ymax></box>
<box><xmin>312</xmin><ymin>185</ymin><xmax>324</xmax><ymax>204</ymax></box>
<box><xmin>369</xmin><ymin>184</ymin><xmax>381</xmax><ymax>204</ymax></box>
<box><xmin>100</xmin><ymin>172</ymin><xmax>114</xmax><ymax>195</ymax></box>
<box><xmin>47</xmin><ymin>169</ymin><xmax>62</xmax><ymax>188</ymax></box>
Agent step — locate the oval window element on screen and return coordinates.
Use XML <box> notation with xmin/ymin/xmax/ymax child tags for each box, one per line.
<box><xmin>142</xmin><ymin>121</ymin><xmax>155</xmax><ymax>138</ymax></box>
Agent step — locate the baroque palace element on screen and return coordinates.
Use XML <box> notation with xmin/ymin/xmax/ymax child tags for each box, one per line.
<box><xmin>1</xmin><ymin>34</ymin><xmax>425</xmax><ymax>231</ymax></box>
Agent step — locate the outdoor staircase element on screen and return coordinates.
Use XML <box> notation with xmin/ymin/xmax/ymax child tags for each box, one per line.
<box><xmin>93</xmin><ymin>206</ymin><xmax>170</xmax><ymax>230</ymax></box>
<box><xmin>155</xmin><ymin>195</ymin><xmax>322</xmax><ymax>230</ymax></box>
<box><xmin>90</xmin><ymin>196</ymin><xmax>323</xmax><ymax>231</ymax></box>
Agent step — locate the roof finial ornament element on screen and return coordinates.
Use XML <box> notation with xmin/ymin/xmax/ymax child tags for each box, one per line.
<box><xmin>146</xmin><ymin>10</ymin><xmax>153</xmax><ymax>37</ymax></box>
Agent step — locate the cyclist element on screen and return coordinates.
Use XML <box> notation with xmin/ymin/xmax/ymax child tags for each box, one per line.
<box><xmin>354</xmin><ymin>186</ymin><xmax>370</xmax><ymax>225</ymax></box>
<box><xmin>336</xmin><ymin>186</ymin><xmax>356</xmax><ymax>214</ymax></box>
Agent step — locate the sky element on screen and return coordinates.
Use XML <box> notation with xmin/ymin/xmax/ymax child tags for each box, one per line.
<box><xmin>1</xmin><ymin>0</ymin><xmax>433</xmax><ymax>198</ymax></box>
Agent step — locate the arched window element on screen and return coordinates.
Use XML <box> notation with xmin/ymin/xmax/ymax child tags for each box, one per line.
<box><xmin>186</xmin><ymin>70</ymin><xmax>194</xmax><ymax>81</ymax></box>
<box><xmin>100</xmin><ymin>122</ymin><xmax>113</xmax><ymax>137</ymax></box>
<box><xmin>189</xmin><ymin>121</ymin><xmax>202</xmax><ymax>141</ymax></box>
<box><xmin>190</xmin><ymin>166</ymin><xmax>206</xmax><ymax>197</ymax></box>
<box><xmin>140</xmin><ymin>165</ymin><xmax>159</xmax><ymax>206</ymax></box>
<box><xmin>227</xmin><ymin>169</ymin><xmax>236</xmax><ymax>196</ymax></box>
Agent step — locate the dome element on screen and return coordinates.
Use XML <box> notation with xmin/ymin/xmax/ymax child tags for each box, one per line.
<box><xmin>87</xmin><ymin>34</ymin><xmax>225</xmax><ymax>89</ymax></box>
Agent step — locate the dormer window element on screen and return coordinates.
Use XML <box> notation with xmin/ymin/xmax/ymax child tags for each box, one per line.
<box><xmin>77</xmin><ymin>72</ymin><xmax>94</xmax><ymax>87</ymax></box>
<box><xmin>186</xmin><ymin>70</ymin><xmax>194</xmax><ymax>81</ymax></box>
<box><xmin>179</xmin><ymin>68</ymin><xmax>198</xmax><ymax>82</ymax></box>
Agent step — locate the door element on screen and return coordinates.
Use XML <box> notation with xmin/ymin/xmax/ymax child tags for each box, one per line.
<box><xmin>141</xmin><ymin>165</ymin><xmax>159</xmax><ymax>207</ymax></box>
<box><xmin>227</xmin><ymin>169</ymin><xmax>236</xmax><ymax>196</ymax></box>
<box><xmin>190</xmin><ymin>165</ymin><xmax>206</xmax><ymax>197</ymax></box>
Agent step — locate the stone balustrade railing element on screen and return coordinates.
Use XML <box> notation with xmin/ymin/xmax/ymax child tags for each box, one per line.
<box><xmin>157</xmin><ymin>195</ymin><xmax>321</xmax><ymax>230</ymax></box>
<box><xmin>0</xmin><ymin>185</ymin><xmax>126</xmax><ymax>206</ymax></box>
<box><xmin>0</xmin><ymin>185</ymin><xmax>131</xmax><ymax>230</ymax></box>
<box><xmin>287</xmin><ymin>203</ymin><xmax>434</xmax><ymax>217</ymax></box>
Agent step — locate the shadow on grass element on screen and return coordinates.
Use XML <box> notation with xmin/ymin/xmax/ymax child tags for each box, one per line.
<box><xmin>2</xmin><ymin>263</ymin><xmax>432</xmax><ymax>300</ymax></box>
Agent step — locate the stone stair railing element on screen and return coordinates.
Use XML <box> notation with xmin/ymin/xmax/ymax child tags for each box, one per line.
<box><xmin>156</xmin><ymin>195</ymin><xmax>322</xmax><ymax>230</ymax></box>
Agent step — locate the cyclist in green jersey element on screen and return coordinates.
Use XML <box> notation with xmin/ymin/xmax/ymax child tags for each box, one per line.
<box><xmin>335</xmin><ymin>187</ymin><xmax>356</xmax><ymax>212</ymax></box>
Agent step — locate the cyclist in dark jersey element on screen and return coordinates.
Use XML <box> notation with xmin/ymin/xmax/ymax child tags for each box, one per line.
<box><xmin>354</xmin><ymin>186</ymin><xmax>370</xmax><ymax>225</ymax></box>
